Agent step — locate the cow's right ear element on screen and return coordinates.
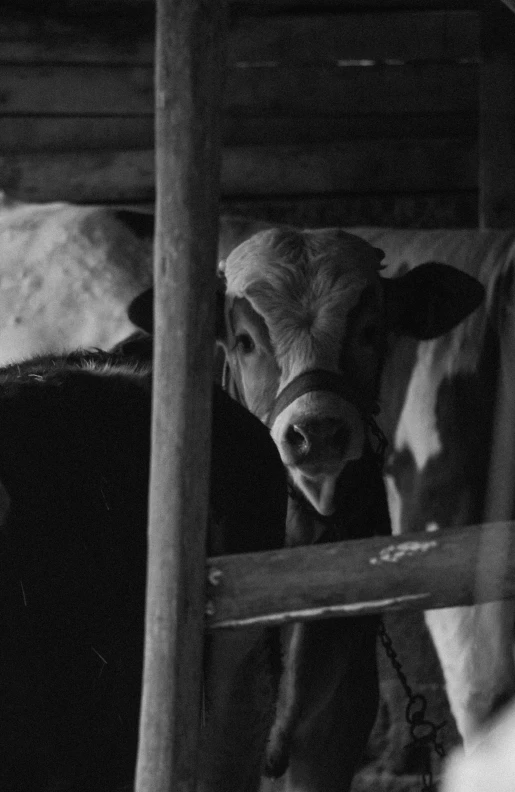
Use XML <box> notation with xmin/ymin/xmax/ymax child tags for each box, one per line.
<box><xmin>383</xmin><ymin>262</ymin><xmax>485</xmax><ymax>340</ymax></box>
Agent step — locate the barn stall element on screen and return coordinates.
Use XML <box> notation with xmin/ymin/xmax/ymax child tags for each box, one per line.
<box><xmin>1</xmin><ymin>1</ymin><xmax>515</xmax><ymax>791</ymax></box>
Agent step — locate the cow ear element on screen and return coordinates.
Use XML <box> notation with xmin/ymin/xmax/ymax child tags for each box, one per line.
<box><xmin>384</xmin><ymin>262</ymin><xmax>485</xmax><ymax>340</ymax></box>
<box><xmin>128</xmin><ymin>288</ymin><xmax>154</xmax><ymax>334</ymax></box>
<box><xmin>129</xmin><ymin>281</ymin><xmax>227</xmax><ymax>340</ymax></box>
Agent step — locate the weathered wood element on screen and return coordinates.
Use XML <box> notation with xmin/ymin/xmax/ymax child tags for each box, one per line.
<box><xmin>222</xmin><ymin>192</ymin><xmax>478</xmax><ymax>229</ymax></box>
<box><xmin>0</xmin><ymin>113</ymin><xmax>476</xmax><ymax>154</ymax></box>
<box><xmin>221</xmin><ymin>139</ymin><xmax>477</xmax><ymax>194</ymax></box>
<box><xmin>206</xmin><ymin>522</ymin><xmax>515</xmax><ymax>629</ymax></box>
<box><xmin>229</xmin><ymin>11</ymin><xmax>480</xmax><ymax>64</ymax></box>
<box><xmin>134</xmin><ymin>2</ymin><xmax>225</xmax><ymax>792</ymax></box>
<box><xmin>0</xmin><ymin>10</ymin><xmax>480</xmax><ymax>64</ymax></box>
<box><xmin>0</xmin><ymin>150</ymin><xmax>155</xmax><ymax>203</ymax></box>
<box><xmin>0</xmin><ymin>138</ymin><xmax>476</xmax><ymax>203</ymax></box>
<box><xmin>478</xmin><ymin>4</ymin><xmax>515</xmax><ymax>228</ymax></box>
<box><xmin>0</xmin><ymin>0</ymin><xmax>490</xmax><ymax>10</ymax></box>
<box><xmin>0</xmin><ymin>62</ymin><xmax>477</xmax><ymax>116</ymax></box>
<box><xmin>225</xmin><ymin>63</ymin><xmax>477</xmax><ymax>117</ymax></box>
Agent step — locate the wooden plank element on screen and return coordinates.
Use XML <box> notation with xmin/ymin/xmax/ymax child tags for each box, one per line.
<box><xmin>0</xmin><ymin>62</ymin><xmax>477</xmax><ymax>116</ymax></box>
<box><xmin>133</xmin><ymin>1</ymin><xmax>225</xmax><ymax>790</ymax></box>
<box><xmin>222</xmin><ymin>113</ymin><xmax>478</xmax><ymax>146</ymax></box>
<box><xmin>1</xmin><ymin>0</ymin><xmax>489</xmax><ymax>9</ymax></box>
<box><xmin>0</xmin><ymin>117</ymin><xmax>155</xmax><ymax>153</ymax></box>
<box><xmin>205</xmin><ymin>522</ymin><xmax>515</xmax><ymax>629</ymax></box>
<box><xmin>0</xmin><ymin>113</ymin><xmax>477</xmax><ymax>154</ymax></box>
<box><xmin>0</xmin><ymin>10</ymin><xmax>480</xmax><ymax>64</ymax></box>
<box><xmin>222</xmin><ymin>192</ymin><xmax>479</xmax><ymax>229</ymax></box>
<box><xmin>478</xmin><ymin>3</ymin><xmax>515</xmax><ymax>228</ymax></box>
<box><xmin>0</xmin><ymin>150</ymin><xmax>155</xmax><ymax>203</ymax></box>
<box><xmin>221</xmin><ymin>139</ymin><xmax>477</xmax><ymax>194</ymax></box>
<box><xmin>0</xmin><ymin>138</ymin><xmax>476</xmax><ymax>202</ymax></box>
<box><xmin>225</xmin><ymin>63</ymin><xmax>478</xmax><ymax>117</ymax></box>
<box><xmin>229</xmin><ymin>11</ymin><xmax>481</xmax><ymax>64</ymax></box>
<box><xmin>0</xmin><ymin>9</ymin><xmax>155</xmax><ymax>64</ymax></box>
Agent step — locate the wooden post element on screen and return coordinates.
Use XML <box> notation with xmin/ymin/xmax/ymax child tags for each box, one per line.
<box><xmin>479</xmin><ymin>3</ymin><xmax>515</xmax><ymax>228</ymax></box>
<box><xmin>135</xmin><ymin>3</ymin><xmax>225</xmax><ymax>792</ymax></box>
<box><xmin>205</xmin><ymin>522</ymin><xmax>515</xmax><ymax>629</ymax></box>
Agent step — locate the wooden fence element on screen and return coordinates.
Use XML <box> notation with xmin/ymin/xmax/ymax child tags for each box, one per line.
<box><xmin>130</xmin><ymin>2</ymin><xmax>515</xmax><ymax>790</ymax></box>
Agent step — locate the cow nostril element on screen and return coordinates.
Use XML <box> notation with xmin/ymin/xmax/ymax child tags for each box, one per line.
<box><xmin>285</xmin><ymin>424</ymin><xmax>310</xmax><ymax>455</ymax></box>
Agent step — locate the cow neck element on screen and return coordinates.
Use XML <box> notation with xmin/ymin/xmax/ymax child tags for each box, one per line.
<box><xmin>267</xmin><ymin>368</ymin><xmax>379</xmax><ymax>429</ymax></box>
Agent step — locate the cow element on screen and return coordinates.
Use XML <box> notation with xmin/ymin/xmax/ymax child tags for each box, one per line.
<box><xmin>0</xmin><ymin>193</ymin><xmax>270</xmax><ymax>365</ymax></box>
<box><xmin>210</xmin><ymin>226</ymin><xmax>484</xmax><ymax>791</ymax></box>
<box><xmin>442</xmin><ymin>698</ymin><xmax>515</xmax><ymax>792</ymax></box>
<box><xmin>0</xmin><ymin>349</ymin><xmax>287</xmax><ymax>792</ymax></box>
<box><xmin>381</xmin><ymin>233</ymin><xmax>515</xmax><ymax>750</ymax></box>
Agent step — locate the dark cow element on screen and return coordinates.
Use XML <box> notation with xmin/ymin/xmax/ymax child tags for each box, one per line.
<box><xmin>383</xmin><ymin>241</ymin><xmax>515</xmax><ymax>749</ymax></box>
<box><xmin>0</xmin><ymin>350</ymin><xmax>287</xmax><ymax>792</ymax></box>
<box><xmin>213</xmin><ymin>227</ymin><xmax>484</xmax><ymax>791</ymax></box>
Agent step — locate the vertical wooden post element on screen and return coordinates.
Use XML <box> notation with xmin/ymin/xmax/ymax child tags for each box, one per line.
<box><xmin>479</xmin><ymin>3</ymin><xmax>515</xmax><ymax>228</ymax></box>
<box><xmin>135</xmin><ymin>2</ymin><xmax>225</xmax><ymax>792</ymax></box>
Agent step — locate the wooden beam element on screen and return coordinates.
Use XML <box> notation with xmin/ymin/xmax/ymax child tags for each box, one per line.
<box><xmin>479</xmin><ymin>3</ymin><xmax>515</xmax><ymax>227</ymax></box>
<box><xmin>0</xmin><ymin>138</ymin><xmax>476</xmax><ymax>203</ymax></box>
<box><xmin>206</xmin><ymin>522</ymin><xmax>515</xmax><ymax>629</ymax></box>
<box><xmin>0</xmin><ymin>10</ymin><xmax>481</xmax><ymax>64</ymax></box>
<box><xmin>134</xmin><ymin>2</ymin><xmax>225</xmax><ymax>792</ymax></box>
<box><xmin>0</xmin><ymin>62</ymin><xmax>477</xmax><ymax>116</ymax></box>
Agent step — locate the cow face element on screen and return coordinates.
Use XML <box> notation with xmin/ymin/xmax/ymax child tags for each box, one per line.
<box><xmin>218</xmin><ymin>228</ymin><xmax>484</xmax><ymax>517</ymax></box>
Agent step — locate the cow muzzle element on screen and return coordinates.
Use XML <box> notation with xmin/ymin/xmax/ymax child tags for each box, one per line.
<box><xmin>268</xmin><ymin>370</ymin><xmax>373</xmax><ymax>516</ymax></box>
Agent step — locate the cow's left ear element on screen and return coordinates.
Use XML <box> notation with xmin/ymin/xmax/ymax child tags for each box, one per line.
<box><xmin>128</xmin><ymin>282</ymin><xmax>227</xmax><ymax>340</ymax></box>
<box><xmin>383</xmin><ymin>262</ymin><xmax>485</xmax><ymax>340</ymax></box>
<box><xmin>128</xmin><ymin>288</ymin><xmax>153</xmax><ymax>333</ymax></box>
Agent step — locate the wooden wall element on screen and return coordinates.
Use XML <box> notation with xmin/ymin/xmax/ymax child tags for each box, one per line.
<box><xmin>0</xmin><ymin>0</ymin><xmax>512</xmax><ymax>227</ymax></box>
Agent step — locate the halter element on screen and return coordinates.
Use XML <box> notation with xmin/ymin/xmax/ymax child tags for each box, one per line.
<box><xmin>266</xmin><ymin>368</ymin><xmax>380</xmax><ymax>429</ymax></box>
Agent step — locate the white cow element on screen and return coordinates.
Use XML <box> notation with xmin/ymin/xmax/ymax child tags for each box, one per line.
<box><xmin>217</xmin><ymin>226</ymin><xmax>483</xmax><ymax>791</ymax></box>
<box><xmin>0</xmin><ymin>193</ymin><xmax>270</xmax><ymax>365</ymax></box>
<box><xmin>375</xmin><ymin>228</ymin><xmax>515</xmax><ymax>750</ymax></box>
<box><xmin>442</xmin><ymin>700</ymin><xmax>515</xmax><ymax>792</ymax></box>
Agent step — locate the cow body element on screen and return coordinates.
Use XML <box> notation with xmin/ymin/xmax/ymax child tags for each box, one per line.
<box><xmin>0</xmin><ymin>350</ymin><xmax>287</xmax><ymax>792</ymax></box>
<box><xmin>0</xmin><ymin>194</ymin><xmax>272</xmax><ymax>365</ymax></box>
<box><xmin>382</xmin><ymin>233</ymin><xmax>515</xmax><ymax>748</ymax></box>
<box><xmin>216</xmin><ymin>227</ymin><xmax>483</xmax><ymax>791</ymax></box>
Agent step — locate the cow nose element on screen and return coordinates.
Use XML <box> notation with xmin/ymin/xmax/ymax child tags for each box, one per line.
<box><xmin>284</xmin><ymin>418</ymin><xmax>350</xmax><ymax>462</ymax></box>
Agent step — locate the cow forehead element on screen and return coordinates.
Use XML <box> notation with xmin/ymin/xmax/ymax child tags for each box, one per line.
<box><xmin>222</xmin><ymin>227</ymin><xmax>383</xmax><ymax>299</ymax></box>
<box><xmin>223</xmin><ymin>228</ymin><xmax>383</xmax><ymax>366</ymax></box>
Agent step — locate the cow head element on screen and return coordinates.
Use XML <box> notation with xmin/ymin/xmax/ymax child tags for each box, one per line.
<box><xmin>218</xmin><ymin>228</ymin><xmax>484</xmax><ymax>517</ymax></box>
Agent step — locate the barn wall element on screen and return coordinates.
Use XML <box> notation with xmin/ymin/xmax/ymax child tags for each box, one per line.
<box><xmin>0</xmin><ymin>0</ymin><xmax>488</xmax><ymax>227</ymax></box>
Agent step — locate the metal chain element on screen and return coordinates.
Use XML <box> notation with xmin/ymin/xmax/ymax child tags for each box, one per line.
<box><xmin>378</xmin><ymin>619</ymin><xmax>446</xmax><ymax>792</ymax></box>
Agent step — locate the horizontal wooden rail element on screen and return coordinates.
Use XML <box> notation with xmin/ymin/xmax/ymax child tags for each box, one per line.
<box><xmin>206</xmin><ymin>521</ymin><xmax>515</xmax><ymax>629</ymax></box>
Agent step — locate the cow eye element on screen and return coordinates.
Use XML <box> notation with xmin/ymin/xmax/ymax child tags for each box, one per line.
<box><xmin>235</xmin><ymin>332</ymin><xmax>255</xmax><ymax>354</ymax></box>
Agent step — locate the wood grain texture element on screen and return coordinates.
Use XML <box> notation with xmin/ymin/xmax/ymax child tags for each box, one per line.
<box><xmin>134</xmin><ymin>2</ymin><xmax>225</xmax><ymax>791</ymax></box>
<box><xmin>0</xmin><ymin>62</ymin><xmax>477</xmax><ymax>116</ymax></box>
<box><xmin>0</xmin><ymin>10</ymin><xmax>480</xmax><ymax>64</ymax></box>
<box><xmin>206</xmin><ymin>522</ymin><xmax>515</xmax><ymax>629</ymax></box>
<box><xmin>0</xmin><ymin>113</ymin><xmax>477</xmax><ymax>154</ymax></box>
<box><xmin>479</xmin><ymin>3</ymin><xmax>515</xmax><ymax>228</ymax></box>
<box><xmin>0</xmin><ymin>138</ymin><xmax>476</xmax><ymax>202</ymax></box>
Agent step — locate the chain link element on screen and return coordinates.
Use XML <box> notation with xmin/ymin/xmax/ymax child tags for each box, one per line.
<box><xmin>378</xmin><ymin>619</ymin><xmax>446</xmax><ymax>792</ymax></box>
